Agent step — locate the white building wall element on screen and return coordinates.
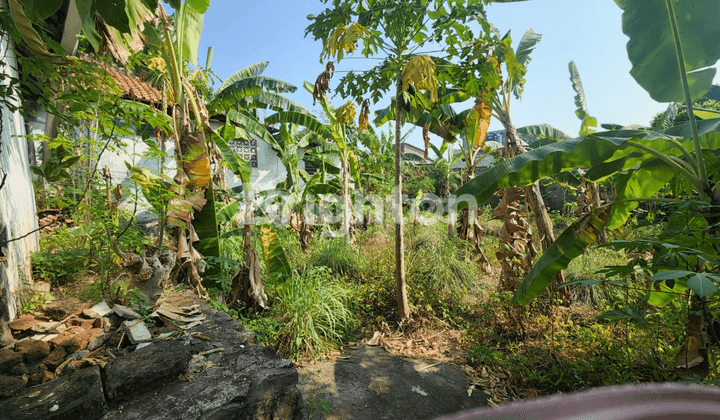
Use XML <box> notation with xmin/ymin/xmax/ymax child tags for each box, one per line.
<box><xmin>0</xmin><ymin>37</ymin><xmax>39</xmax><ymax>322</ymax></box>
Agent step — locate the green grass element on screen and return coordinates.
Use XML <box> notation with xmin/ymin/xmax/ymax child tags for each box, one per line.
<box><xmin>274</xmin><ymin>266</ymin><xmax>356</xmax><ymax>359</ymax></box>
<box><xmin>307</xmin><ymin>236</ymin><xmax>363</xmax><ymax>278</ymax></box>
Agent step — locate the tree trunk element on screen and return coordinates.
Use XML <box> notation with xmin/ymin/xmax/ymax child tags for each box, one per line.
<box><xmin>342</xmin><ymin>157</ymin><xmax>354</xmax><ymax>244</ymax></box>
<box><xmin>588</xmin><ymin>182</ymin><xmax>607</xmax><ymax>244</ymax></box>
<box><xmin>394</xmin><ymin>75</ymin><xmax>410</xmax><ymax>320</ymax></box>
<box><xmin>504</xmin><ymin>119</ymin><xmax>567</xmax><ymax>296</ymax></box>
<box><xmin>230</xmin><ymin>201</ymin><xmax>267</xmax><ymax>311</ymax></box>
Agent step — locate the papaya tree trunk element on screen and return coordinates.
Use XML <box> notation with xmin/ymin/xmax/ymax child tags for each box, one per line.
<box><xmin>342</xmin><ymin>157</ymin><xmax>355</xmax><ymax>244</ymax></box>
<box><xmin>394</xmin><ymin>75</ymin><xmax>410</xmax><ymax>320</ymax></box>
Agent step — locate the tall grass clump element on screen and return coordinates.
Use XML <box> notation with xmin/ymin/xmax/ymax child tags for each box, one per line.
<box><xmin>275</xmin><ymin>266</ymin><xmax>355</xmax><ymax>359</ymax></box>
<box><xmin>308</xmin><ymin>237</ymin><xmax>362</xmax><ymax>278</ymax></box>
<box><xmin>406</xmin><ymin>229</ymin><xmax>481</xmax><ymax>310</ymax></box>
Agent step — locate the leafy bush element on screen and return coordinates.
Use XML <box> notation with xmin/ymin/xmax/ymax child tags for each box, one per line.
<box><xmin>31</xmin><ymin>247</ymin><xmax>90</xmax><ymax>285</ymax></box>
<box><xmin>275</xmin><ymin>266</ymin><xmax>355</xmax><ymax>359</ymax></box>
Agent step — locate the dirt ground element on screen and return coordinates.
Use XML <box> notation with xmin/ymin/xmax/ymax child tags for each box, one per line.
<box><xmin>296</xmin><ymin>345</ymin><xmax>487</xmax><ymax>420</ymax></box>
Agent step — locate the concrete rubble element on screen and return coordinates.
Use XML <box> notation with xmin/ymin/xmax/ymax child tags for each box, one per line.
<box><xmin>0</xmin><ymin>292</ymin><xmax>305</xmax><ymax>419</ymax></box>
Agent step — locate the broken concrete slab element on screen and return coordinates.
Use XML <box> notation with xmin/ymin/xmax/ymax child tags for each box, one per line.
<box><xmin>82</xmin><ymin>301</ymin><xmax>112</xmax><ymax>319</ymax></box>
<box><xmin>112</xmin><ymin>305</ymin><xmax>141</xmax><ymax>320</ymax></box>
<box><xmin>122</xmin><ymin>320</ymin><xmax>151</xmax><ymax>344</ymax></box>
<box><xmin>3</xmin><ymin>366</ymin><xmax>108</xmax><ymax>420</ymax></box>
<box><xmin>103</xmin><ymin>340</ymin><xmax>191</xmax><ymax>402</ymax></box>
<box><xmin>31</xmin><ymin>321</ymin><xmax>57</xmax><ymax>334</ymax></box>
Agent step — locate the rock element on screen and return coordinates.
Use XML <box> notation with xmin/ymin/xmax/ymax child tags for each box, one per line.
<box><xmin>230</xmin><ymin>346</ymin><xmax>303</xmax><ymax>419</ymax></box>
<box><xmin>42</xmin><ymin>346</ymin><xmax>67</xmax><ymax>370</ymax></box>
<box><xmin>61</xmin><ymin>328</ymin><xmax>104</xmax><ymax>353</ymax></box>
<box><xmin>15</xmin><ymin>339</ymin><xmax>51</xmax><ymax>362</ymax></box>
<box><xmin>103</xmin><ymin>340</ymin><xmax>191</xmax><ymax>402</ymax></box>
<box><xmin>0</xmin><ymin>374</ymin><xmax>25</xmax><ymax>398</ymax></box>
<box><xmin>82</xmin><ymin>301</ymin><xmax>113</xmax><ymax>319</ymax></box>
<box><xmin>102</xmin><ymin>317</ymin><xmax>112</xmax><ymax>332</ymax></box>
<box><xmin>31</xmin><ymin>321</ymin><xmax>57</xmax><ymax>333</ymax></box>
<box><xmin>27</xmin><ymin>363</ymin><xmax>48</xmax><ymax>387</ymax></box>
<box><xmin>0</xmin><ymin>322</ymin><xmax>14</xmax><ymax>346</ymax></box>
<box><xmin>9</xmin><ymin>314</ymin><xmax>39</xmax><ymax>332</ymax></box>
<box><xmin>3</xmin><ymin>366</ymin><xmax>108</xmax><ymax>420</ymax></box>
<box><xmin>52</xmin><ymin>324</ymin><xmax>67</xmax><ymax>334</ymax></box>
<box><xmin>0</xmin><ymin>347</ymin><xmax>23</xmax><ymax>374</ymax></box>
<box><xmin>41</xmin><ymin>370</ymin><xmax>55</xmax><ymax>384</ymax></box>
<box><xmin>86</xmin><ymin>331</ymin><xmax>108</xmax><ymax>351</ymax></box>
<box><xmin>45</xmin><ymin>298</ymin><xmax>88</xmax><ymax>320</ymax></box>
<box><xmin>103</xmin><ymin>345</ymin><xmax>304</xmax><ymax>420</ymax></box>
<box><xmin>135</xmin><ymin>342</ymin><xmax>151</xmax><ymax>351</ymax></box>
<box><xmin>122</xmin><ymin>320</ymin><xmax>151</xmax><ymax>344</ymax></box>
<box><xmin>93</xmin><ymin>318</ymin><xmax>104</xmax><ymax>329</ymax></box>
<box><xmin>113</xmin><ymin>305</ymin><xmax>141</xmax><ymax>320</ymax></box>
<box><xmin>72</xmin><ymin>350</ymin><xmax>90</xmax><ymax>360</ymax></box>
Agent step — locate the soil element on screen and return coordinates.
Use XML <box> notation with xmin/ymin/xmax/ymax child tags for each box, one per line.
<box><xmin>297</xmin><ymin>345</ymin><xmax>486</xmax><ymax>419</ymax></box>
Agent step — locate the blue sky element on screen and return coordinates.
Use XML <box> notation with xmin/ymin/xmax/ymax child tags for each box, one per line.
<box><xmin>197</xmin><ymin>0</ymin><xmax>718</xmax><ymax>152</ymax></box>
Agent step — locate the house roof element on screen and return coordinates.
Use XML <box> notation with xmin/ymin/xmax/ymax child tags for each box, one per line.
<box><xmin>81</xmin><ymin>56</ymin><xmax>162</xmax><ymax>104</ymax></box>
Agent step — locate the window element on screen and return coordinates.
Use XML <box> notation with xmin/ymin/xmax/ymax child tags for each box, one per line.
<box><xmin>229</xmin><ymin>139</ymin><xmax>258</xmax><ymax>168</ymax></box>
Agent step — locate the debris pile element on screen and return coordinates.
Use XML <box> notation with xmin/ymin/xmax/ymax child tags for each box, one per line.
<box><xmin>0</xmin><ymin>297</ymin><xmax>204</xmax><ymax>396</ymax></box>
<box><xmin>0</xmin><ymin>291</ymin><xmax>305</xmax><ymax>420</ymax></box>
<box><xmin>37</xmin><ymin>209</ymin><xmax>75</xmax><ymax>234</ymax></box>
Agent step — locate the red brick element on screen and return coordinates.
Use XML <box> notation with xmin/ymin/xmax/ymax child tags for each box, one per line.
<box><xmin>62</xmin><ymin>328</ymin><xmax>104</xmax><ymax>353</ymax></box>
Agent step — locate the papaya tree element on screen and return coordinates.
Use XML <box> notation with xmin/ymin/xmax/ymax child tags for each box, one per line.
<box><xmin>454</xmin><ymin>0</ymin><xmax>720</xmax><ymax>377</ymax></box>
<box><xmin>306</xmin><ymin>0</ymin><xmax>503</xmax><ymax>320</ymax></box>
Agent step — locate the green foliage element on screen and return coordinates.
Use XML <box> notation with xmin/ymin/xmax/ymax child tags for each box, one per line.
<box><xmin>31</xmin><ymin>247</ymin><xmax>90</xmax><ymax>285</ymax></box>
<box><xmin>308</xmin><ymin>237</ymin><xmax>363</xmax><ymax>279</ymax></box>
<box><xmin>275</xmin><ymin>267</ymin><xmax>355</xmax><ymax>359</ymax></box>
<box><xmin>406</xmin><ymin>225</ymin><xmax>482</xmax><ymax>312</ymax></box>
<box><xmin>615</xmin><ymin>0</ymin><xmax>720</xmax><ymax>103</ymax></box>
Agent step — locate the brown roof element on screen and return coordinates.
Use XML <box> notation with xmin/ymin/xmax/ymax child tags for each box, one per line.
<box><xmin>100</xmin><ymin>64</ymin><xmax>163</xmax><ymax>104</ymax></box>
<box><xmin>80</xmin><ymin>56</ymin><xmax>162</xmax><ymax>104</ymax></box>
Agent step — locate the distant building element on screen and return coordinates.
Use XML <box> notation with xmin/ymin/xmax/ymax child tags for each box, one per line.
<box><xmin>399</xmin><ymin>143</ymin><xmax>430</xmax><ymax>162</ymax></box>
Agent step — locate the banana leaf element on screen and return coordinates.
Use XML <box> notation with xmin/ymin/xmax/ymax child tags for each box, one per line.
<box><xmin>615</xmin><ymin>0</ymin><xmax>720</xmax><ymax>102</ymax></box>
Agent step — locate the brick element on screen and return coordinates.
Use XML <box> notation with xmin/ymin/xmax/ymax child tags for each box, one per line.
<box><xmin>14</xmin><ymin>339</ymin><xmax>50</xmax><ymax>363</ymax></box>
<box><xmin>8</xmin><ymin>314</ymin><xmax>38</xmax><ymax>332</ymax></box>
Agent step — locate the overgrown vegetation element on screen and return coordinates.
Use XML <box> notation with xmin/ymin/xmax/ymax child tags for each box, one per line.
<box><xmin>8</xmin><ymin>0</ymin><xmax>720</xmax><ymax>407</ymax></box>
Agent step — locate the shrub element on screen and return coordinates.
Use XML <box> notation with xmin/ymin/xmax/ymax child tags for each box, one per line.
<box><xmin>31</xmin><ymin>247</ymin><xmax>90</xmax><ymax>285</ymax></box>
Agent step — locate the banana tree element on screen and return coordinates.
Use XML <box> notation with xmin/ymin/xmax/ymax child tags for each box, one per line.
<box><xmin>568</xmin><ymin>61</ymin><xmax>607</xmax><ymax>243</ymax></box>
<box><xmin>265</xmin><ymin>82</ymin><xmax>361</xmax><ymax>244</ymax></box>
<box><xmin>455</xmin><ymin>0</ymin><xmax>720</xmax><ymax>377</ymax></box>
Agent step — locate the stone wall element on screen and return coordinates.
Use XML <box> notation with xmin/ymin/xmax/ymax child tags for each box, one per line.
<box><xmin>0</xmin><ymin>37</ymin><xmax>39</xmax><ymax>323</ymax></box>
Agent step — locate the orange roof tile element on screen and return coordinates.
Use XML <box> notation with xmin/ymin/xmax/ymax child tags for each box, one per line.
<box><xmin>80</xmin><ymin>56</ymin><xmax>163</xmax><ymax>104</ymax></box>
